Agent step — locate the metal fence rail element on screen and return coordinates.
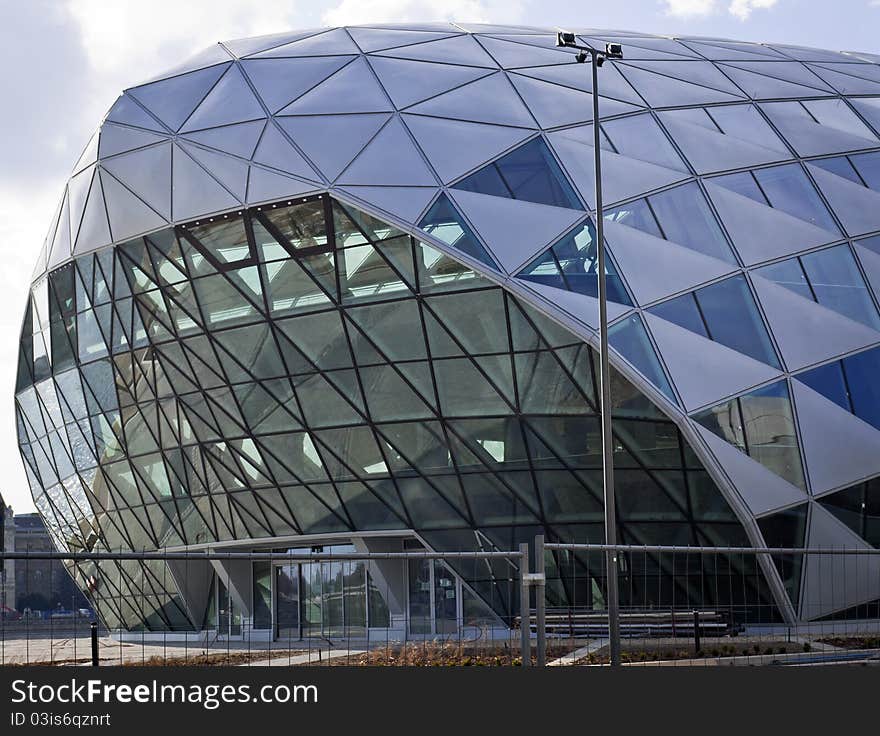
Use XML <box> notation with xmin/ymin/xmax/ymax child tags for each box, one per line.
<box><xmin>3</xmin><ymin>543</ymin><xmax>880</xmax><ymax>667</ymax></box>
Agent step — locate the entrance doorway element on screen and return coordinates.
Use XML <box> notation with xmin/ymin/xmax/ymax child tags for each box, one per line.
<box><xmin>274</xmin><ymin>545</ymin><xmax>377</xmax><ymax>640</ymax></box>
<box><xmin>216</xmin><ymin>578</ymin><xmax>242</xmax><ymax>639</ymax></box>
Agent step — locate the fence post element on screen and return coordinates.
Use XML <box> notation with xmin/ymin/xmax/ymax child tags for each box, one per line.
<box><xmin>692</xmin><ymin>610</ymin><xmax>701</xmax><ymax>656</ymax></box>
<box><xmin>519</xmin><ymin>543</ymin><xmax>531</xmax><ymax>668</ymax></box>
<box><xmin>535</xmin><ymin>535</ymin><xmax>546</xmax><ymax>667</ymax></box>
<box><xmin>90</xmin><ymin>621</ymin><xmax>99</xmax><ymax>667</ymax></box>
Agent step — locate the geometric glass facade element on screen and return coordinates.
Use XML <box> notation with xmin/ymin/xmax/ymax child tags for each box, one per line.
<box><xmin>17</xmin><ymin>24</ymin><xmax>880</xmax><ymax>627</ymax></box>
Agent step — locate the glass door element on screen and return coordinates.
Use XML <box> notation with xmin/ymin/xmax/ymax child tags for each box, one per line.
<box><xmin>217</xmin><ymin>578</ymin><xmax>242</xmax><ymax>638</ymax></box>
<box><xmin>275</xmin><ymin>565</ymin><xmax>300</xmax><ymax>640</ymax></box>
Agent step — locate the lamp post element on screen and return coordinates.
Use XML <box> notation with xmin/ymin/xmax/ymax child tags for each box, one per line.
<box><xmin>556</xmin><ymin>32</ymin><xmax>624</xmax><ymax>667</ymax></box>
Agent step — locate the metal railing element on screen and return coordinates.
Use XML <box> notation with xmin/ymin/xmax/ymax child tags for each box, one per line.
<box><xmin>3</xmin><ymin>542</ymin><xmax>880</xmax><ymax>667</ymax></box>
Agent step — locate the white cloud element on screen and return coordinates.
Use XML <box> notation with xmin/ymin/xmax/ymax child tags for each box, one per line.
<box><xmin>728</xmin><ymin>0</ymin><xmax>778</xmax><ymax>19</ymax></box>
<box><xmin>661</xmin><ymin>0</ymin><xmax>719</xmax><ymax>17</ymax></box>
<box><xmin>65</xmin><ymin>1</ymin><xmax>300</xmax><ymax>82</ymax></box>
<box><xmin>0</xmin><ymin>182</ymin><xmax>65</xmax><ymax>514</ymax></box>
<box><xmin>322</xmin><ymin>0</ymin><xmax>522</xmax><ymax>26</ymax></box>
<box><xmin>661</xmin><ymin>0</ymin><xmax>778</xmax><ymax>19</ymax></box>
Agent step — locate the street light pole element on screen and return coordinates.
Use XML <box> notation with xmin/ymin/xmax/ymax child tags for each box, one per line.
<box><xmin>556</xmin><ymin>32</ymin><xmax>623</xmax><ymax>667</ymax></box>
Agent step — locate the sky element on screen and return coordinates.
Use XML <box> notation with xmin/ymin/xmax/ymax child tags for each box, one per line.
<box><xmin>1</xmin><ymin>0</ymin><xmax>878</xmax><ymax>513</ymax></box>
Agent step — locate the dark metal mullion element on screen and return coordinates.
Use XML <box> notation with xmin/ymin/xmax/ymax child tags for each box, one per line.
<box><xmin>837</xmin><ymin>356</ymin><xmax>856</xmax><ymax>413</ymax></box>
<box><xmin>795</xmin><ymin>257</ymin><xmax>820</xmax><ymax>302</ymax></box>
<box><xmin>419</xmin><ymin>297</ymin><xmax>521</xmax><ymax>417</ymax></box>
<box><xmin>502</xmin><ymin>292</ymin><xmax>548</xmax><ymax>524</ymax></box>
<box><xmin>335</xmin><ymin>313</ymin><xmax>414</xmax><ymax>529</ymax></box>
<box><xmin>253</xmin><ymin>209</ymin><xmax>334</xmax><ymax>261</ymax></box>
<box><xmin>337</xmin><ymin>310</ymin><xmax>475</xmax><ymax>524</ymax></box>
<box><xmin>676</xmin><ymin>429</ymin><xmax>700</xmax><ymax>545</ymax></box>
<box><xmin>413</xmin><ymin>289</ymin><xmax>477</xmax><ymax>526</ymax></box>
<box><xmin>690</xmin><ymin>290</ymin><xmax>714</xmax><ymax>340</ymax></box>
<box><xmin>216</xmin><ymin>261</ymin><xmax>306</xmax><ymax>535</ymax></box>
<box><xmin>178</xmin><ymin>226</ymin><xmax>259</xmax><ymax>274</ymax></box>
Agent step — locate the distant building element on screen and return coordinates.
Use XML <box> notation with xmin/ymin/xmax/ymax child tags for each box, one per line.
<box><xmin>1</xmin><ymin>495</ymin><xmax>13</xmax><ymax>613</ymax></box>
<box><xmin>6</xmin><ymin>511</ymin><xmax>86</xmax><ymax>613</ymax></box>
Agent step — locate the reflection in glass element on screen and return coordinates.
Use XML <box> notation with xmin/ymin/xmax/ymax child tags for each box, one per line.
<box><xmin>609</xmin><ymin>314</ymin><xmax>675</xmax><ymax>402</ymax></box>
<box><xmin>418</xmin><ymin>194</ymin><xmax>496</xmax><ymax>268</ymax></box>
<box><xmin>649</xmin><ymin>275</ymin><xmax>779</xmax><ymax>367</ymax></box>
<box><xmin>694</xmin><ymin>380</ymin><xmax>806</xmax><ymax>490</ymax></box>
<box><xmin>453</xmin><ymin>137</ymin><xmax>581</xmax><ymax>209</ymax></box>
<box><xmin>517</xmin><ymin>220</ymin><xmax>632</xmax><ymax>304</ymax></box>
<box><xmin>606</xmin><ymin>183</ymin><xmax>735</xmax><ymax>263</ymax></box>
<box><xmin>757</xmin><ymin>244</ymin><xmax>880</xmax><ymax>329</ymax></box>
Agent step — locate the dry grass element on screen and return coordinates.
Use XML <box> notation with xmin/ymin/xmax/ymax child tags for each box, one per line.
<box><xmin>816</xmin><ymin>635</ymin><xmax>880</xmax><ymax>650</ymax></box>
<box><xmin>325</xmin><ymin>641</ymin><xmax>572</xmax><ymax>666</ymax></box>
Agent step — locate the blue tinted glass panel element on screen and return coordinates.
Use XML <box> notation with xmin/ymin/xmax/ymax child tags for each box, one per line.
<box><xmin>810</xmin><ymin>156</ymin><xmax>862</xmax><ymax>185</ymax></box>
<box><xmin>453</xmin><ymin>137</ymin><xmax>581</xmax><ymax>209</ymax></box>
<box><xmin>648</xmin><ymin>183</ymin><xmax>736</xmax><ymax>263</ymax></box>
<box><xmin>695</xmin><ymin>275</ymin><xmax>780</xmax><ymax>367</ymax></box>
<box><xmin>757</xmin><ymin>258</ymin><xmax>813</xmax><ymax>301</ymax></box>
<box><xmin>552</xmin><ymin>223</ymin><xmax>631</xmax><ymax>305</ymax></box>
<box><xmin>796</xmin><ymin>361</ymin><xmax>851</xmax><ymax>411</ymax></box>
<box><xmin>851</xmin><ymin>151</ymin><xmax>880</xmax><ymax>191</ymax></box>
<box><xmin>842</xmin><ymin>347</ymin><xmax>880</xmax><ymax>430</ymax></box>
<box><xmin>609</xmin><ymin>314</ymin><xmax>675</xmax><ymax>402</ymax></box>
<box><xmin>712</xmin><ymin>171</ymin><xmax>766</xmax><ymax>204</ymax></box>
<box><xmin>800</xmin><ymin>244</ymin><xmax>880</xmax><ymax>329</ymax></box>
<box><xmin>858</xmin><ymin>234</ymin><xmax>880</xmax><ymax>256</ymax></box>
<box><xmin>601</xmin><ymin>114</ymin><xmax>686</xmax><ymax>172</ymax></box>
<box><xmin>517</xmin><ymin>249</ymin><xmax>565</xmax><ymax>290</ymax></box>
<box><xmin>753</xmin><ymin>164</ymin><xmax>840</xmax><ymax>232</ymax></box>
<box><xmin>709</xmin><ymin>104</ymin><xmax>787</xmax><ymax>152</ymax></box>
<box><xmin>418</xmin><ymin>194</ymin><xmax>497</xmax><ymax>269</ymax></box>
<box><xmin>648</xmin><ymin>294</ymin><xmax>708</xmax><ymax>338</ymax></box>
<box><xmin>604</xmin><ymin>199</ymin><xmax>662</xmax><ymax>237</ymax></box>
<box><xmin>519</xmin><ymin>222</ymin><xmax>632</xmax><ymax>305</ymax></box>
<box><xmin>740</xmin><ymin>380</ymin><xmax>805</xmax><ymax>490</ymax></box>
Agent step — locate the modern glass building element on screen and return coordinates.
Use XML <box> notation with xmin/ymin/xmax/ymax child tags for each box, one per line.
<box><xmin>14</xmin><ymin>24</ymin><xmax>880</xmax><ymax>636</ymax></box>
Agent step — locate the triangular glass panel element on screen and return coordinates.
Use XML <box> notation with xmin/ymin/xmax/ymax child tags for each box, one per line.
<box><xmin>98</xmin><ymin>123</ymin><xmax>167</xmax><ymax>158</ymax></box>
<box><xmin>251</xmin><ymin>123</ymin><xmax>317</xmax><ymax>180</ymax></box>
<box><xmin>99</xmin><ymin>170</ymin><xmax>166</xmax><ymax>243</ymax></box>
<box><xmin>448</xmin><ymin>189</ymin><xmax>584</xmax><ymax>273</ymax></box>
<box><xmin>246</xmin><ymin>167</ymin><xmax>316</xmax><ymax>204</ymax></box>
<box><xmin>180</xmin><ymin>64</ymin><xmax>265</xmax><ymax>132</ymax></box>
<box><xmin>278</xmin><ymin>58</ymin><xmax>393</xmax><ymax>115</ymax></box>
<box><xmin>509</xmin><ymin>74</ymin><xmax>640</xmax><ymax>129</ymax></box>
<box><xmin>180</xmin><ymin>120</ymin><xmax>265</xmax><ymax>159</ymax></box>
<box><xmin>250</xmin><ymin>27</ymin><xmax>360</xmax><ymax>58</ymax></box>
<box><xmin>105</xmin><ymin>94</ymin><xmax>166</xmax><ymax>132</ymax></box>
<box><xmin>608</xmin><ymin>314</ymin><xmax>675</xmax><ymax>402</ymax></box>
<box><xmin>171</xmin><ymin>143</ymin><xmax>240</xmax><ymax>219</ymax></box>
<box><xmin>617</xmin><ymin>63</ymin><xmax>744</xmax><ymax>106</ymax></box>
<box><xmin>368</xmin><ymin>56</ymin><xmax>491</xmax><ymax>108</ymax></box>
<box><xmin>337</xmin><ymin>117</ymin><xmax>436</xmax><ymax>186</ymax></box>
<box><xmin>418</xmin><ymin>194</ymin><xmax>497</xmax><ymax>269</ymax></box>
<box><xmin>374</xmin><ymin>34</ymin><xmax>497</xmax><ymax>67</ymax></box>
<box><xmin>241</xmin><ymin>55</ymin><xmax>354</xmax><ymax>112</ymax></box>
<box><xmin>178</xmin><ymin>142</ymin><xmax>250</xmax><ymax>200</ymax></box>
<box><xmin>453</xmin><ymin>136</ymin><xmax>580</xmax><ymax>209</ymax></box>
<box><xmin>406</xmin><ymin>73</ymin><xmax>536</xmax><ymax>128</ymax></box>
<box><xmin>277</xmin><ymin>113</ymin><xmax>390</xmax><ymax>181</ymax></box>
<box><xmin>693</xmin><ymin>379</ymin><xmax>806</xmax><ymax>490</ymax></box>
<box><xmin>101</xmin><ymin>141</ymin><xmax>172</xmax><ymax>220</ymax></box>
<box><xmin>518</xmin><ymin>220</ymin><xmax>632</xmax><ymax>305</ymax></box>
<box><xmin>128</xmin><ymin>63</ymin><xmax>229</xmax><ymax>131</ymax></box>
<box><xmin>73</xmin><ymin>170</ymin><xmax>112</xmax><ymax>255</ymax></box>
<box><xmin>349</xmin><ymin>27</ymin><xmax>458</xmax><ymax>53</ymax></box>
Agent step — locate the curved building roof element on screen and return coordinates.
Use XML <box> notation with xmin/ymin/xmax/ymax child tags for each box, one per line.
<box><xmin>19</xmin><ymin>24</ymin><xmax>880</xmax><ymax>622</ymax></box>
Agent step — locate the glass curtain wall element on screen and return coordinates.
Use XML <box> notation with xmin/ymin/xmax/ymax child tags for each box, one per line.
<box><xmin>15</xmin><ymin>194</ymin><xmax>780</xmax><ymax>628</ymax></box>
